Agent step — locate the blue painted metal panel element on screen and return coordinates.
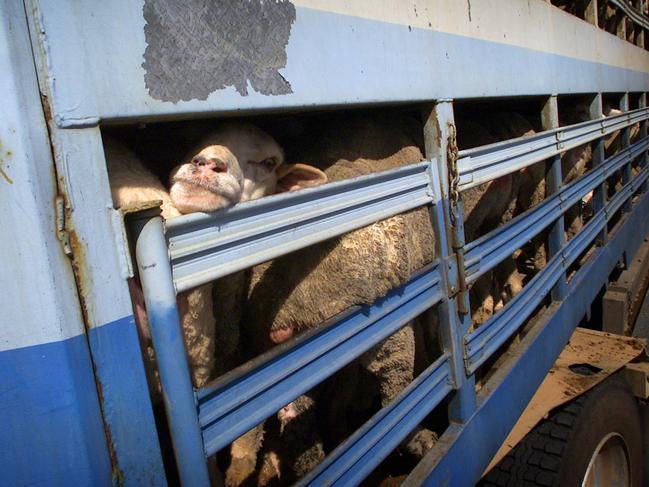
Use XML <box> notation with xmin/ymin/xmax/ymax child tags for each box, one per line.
<box><xmin>28</xmin><ymin>2</ymin><xmax>649</xmax><ymax>125</ymax></box>
<box><xmin>0</xmin><ymin>335</ymin><xmax>112</xmax><ymax>487</ymax></box>
<box><xmin>405</xmin><ymin>183</ymin><xmax>649</xmax><ymax>487</ymax></box>
<box><xmin>1</xmin><ymin>3</ymin><xmax>167</xmax><ymax>482</ymax></box>
<box><xmin>641</xmin><ymin>95</ymin><xmax>649</xmax><ymax>193</ymax></box>
<box><xmin>87</xmin><ymin>316</ymin><xmax>167</xmax><ymax>486</ymax></box>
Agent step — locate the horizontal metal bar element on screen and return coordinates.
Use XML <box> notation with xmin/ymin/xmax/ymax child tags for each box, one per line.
<box><xmin>607</xmin><ymin>162</ymin><xmax>649</xmax><ymax>216</ymax></box>
<box><xmin>458</xmin><ymin>108</ymin><xmax>649</xmax><ymax>190</ymax></box>
<box><xmin>464</xmin><ymin>163</ymin><xmax>649</xmax><ymax>373</ymax></box>
<box><xmin>464</xmin><ymin>136</ymin><xmax>649</xmax><ymax>283</ymax></box>
<box><xmin>196</xmin><ymin>264</ymin><xmax>444</xmax><ymax>456</ymax></box>
<box><xmin>405</xmin><ymin>187</ymin><xmax>649</xmax><ymax>487</ymax></box>
<box><xmin>166</xmin><ymin>162</ymin><xmax>433</xmax><ymax>292</ymax></box>
<box><xmin>298</xmin><ymin>355</ymin><xmax>453</xmax><ymax>487</ymax></box>
<box><xmin>609</xmin><ymin>0</ymin><xmax>649</xmax><ymax>30</ymax></box>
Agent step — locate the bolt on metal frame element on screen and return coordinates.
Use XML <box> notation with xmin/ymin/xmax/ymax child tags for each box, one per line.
<box><xmin>128</xmin><ymin>93</ymin><xmax>649</xmax><ymax>486</ymax></box>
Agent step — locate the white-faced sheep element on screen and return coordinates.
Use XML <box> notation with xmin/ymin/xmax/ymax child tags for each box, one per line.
<box><xmin>222</xmin><ymin>114</ymin><xmax>439</xmax><ymax>486</ymax></box>
<box><xmin>106</xmin><ymin>125</ymin><xmax>326</xmax><ymax>391</ymax></box>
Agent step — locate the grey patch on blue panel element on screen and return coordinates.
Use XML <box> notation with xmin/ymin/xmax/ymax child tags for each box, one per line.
<box><xmin>142</xmin><ymin>0</ymin><xmax>295</xmax><ymax>102</ymax></box>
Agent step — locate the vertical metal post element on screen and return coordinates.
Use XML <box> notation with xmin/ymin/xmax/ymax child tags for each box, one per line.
<box><xmin>616</xmin><ymin>8</ymin><xmax>627</xmax><ymax>40</ymax></box>
<box><xmin>634</xmin><ymin>0</ymin><xmax>644</xmax><ymax>46</ymax></box>
<box><xmin>627</xmin><ymin>9</ymin><xmax>635</xmax><ymax>43</ymax></box>
<box><xmin>620</xmin><ymin>93</ymin><xmax>632</xmax><ymax>213</ymax></box>
<box><xmin>641</xmin><ymin>93</ymin><xmax>649</xmax><ymax>193</ymax></box>
<box><xmin>638</xmin><ymin>24</ymin><xmax>645</xmax><ymax>49</ymax></box>
<box><xmin>590</xmin><ymin>94</ymin><xmax>608</xmax><ymax>245</ymax></box>
<box><xmin>422</xmin><ymin>101</ymin><xmax>477</xmax><ymax>423</ymax></box>
<box><xmin>542</xmin><ymin>96</ymin><xmax>568</xmax><ymax>300</ymax></box>
<box><xmin>131</xmin><ymin>211</ymin><xmax>210</xmax><ymax>487</ymax></box>
<box><xmin>585</xmin><ymin>0</ymin><xmax>599</xmax><ymax>25</ymax></box>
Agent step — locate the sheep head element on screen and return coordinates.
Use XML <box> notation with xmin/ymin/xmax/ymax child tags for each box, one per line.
<box><xmin>170</xmin><ymin>122</ymin><xmax>326</xmax><ymax>213</ymax></box>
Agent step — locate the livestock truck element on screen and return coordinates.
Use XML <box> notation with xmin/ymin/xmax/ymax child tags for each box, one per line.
<box><xmin>3</xmin><ymin>0</ymin><xmax>649</xmax><ymax>486</ymax></box>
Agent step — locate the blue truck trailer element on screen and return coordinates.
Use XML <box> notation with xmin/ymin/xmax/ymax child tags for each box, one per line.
<box><xmin>3</xmin><ymin>1</ymin><xmax>649</xmax><ymax>485</ymax></box>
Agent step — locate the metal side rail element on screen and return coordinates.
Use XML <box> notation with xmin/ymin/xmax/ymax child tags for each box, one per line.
<box><xmin>298</xmin><ymin>354</ymin><xmax>453</xmax><ymax>487</ymax></box>
<box><xmin>466</xmin><ymin>162</ymin><xmax>649</xmax><ymax>373</ymax></box>
<box><xmin>464</xmin><ymin>135</ymin><xmax>649</xmax><ymax>284</ymax></box>
<box><xmin>166</xmin><ymin>162</ymin><xmax>432</xmax><ymax>292</ymax></box>
<box><xmin>405</xmin><ymin>167</ymin><xmax>649</xmax><ymax>487</ymax></box>
<box><xmin>609</xmin><ymin>0</ymin><xmax>649</xmax><ymax>31</ymax></box>
<box><xmin>457</xmin><ymin>107</ymin><xmax>649</xmax><ymax>189</ymax></box>
<box><xmin>196</xmin><ymin>264</ymin><xmax>445</xmax><ymax>456</ymax></box>
<box><xmin>132</xmin><ymin>160</ymin><xmax>444</xmax><ymax>486</ymax></box>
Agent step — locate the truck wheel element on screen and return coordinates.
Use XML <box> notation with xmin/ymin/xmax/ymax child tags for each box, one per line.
<box><xmin>482</xmin><ymin>376</ymin><xmax>643</xmax><ymax>487</ymax></box>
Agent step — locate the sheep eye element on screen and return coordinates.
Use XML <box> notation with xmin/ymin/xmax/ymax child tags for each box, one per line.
<box><xmin>259</xmin><ymin>157</ymin><xmax>278</xmax><ymax>170</ymax></box>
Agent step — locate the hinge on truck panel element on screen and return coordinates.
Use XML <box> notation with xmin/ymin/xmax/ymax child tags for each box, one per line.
<box><xmin>446</xmin><ymin>124</ymin><xmax>469</xmax><ymax>315</ymax></box>
<box><xmin>55</xmin><ymin>195</ymin><xmax>73</xmax><ymax>256</ymax></box>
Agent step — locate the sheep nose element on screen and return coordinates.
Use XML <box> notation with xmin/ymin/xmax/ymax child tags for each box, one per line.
<box><xmin>192</xmin><ymin>156</ymin><xmax>227</xmax><ymax>173</ymax></box>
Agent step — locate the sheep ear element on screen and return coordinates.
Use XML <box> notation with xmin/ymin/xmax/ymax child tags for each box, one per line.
<box><xmin>275</xmin><ymin>163</ymin><xmax>327</xmax><ymax>193</ymax></box>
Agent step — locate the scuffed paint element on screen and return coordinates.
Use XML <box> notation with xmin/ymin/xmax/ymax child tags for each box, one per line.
<box><xmin>0</xmin><ymin>140</ymin><xmax>14</xmax><ymax>184</ymax></box>
<box><xmin>142</xmin><ymin>0</ymin><xmax>296</xmax><ymax>102</ymax></box>
<box><xmin>0</xmin><ymin>166</ymin><xmax>13</xmax><ymax>184</ymax></box>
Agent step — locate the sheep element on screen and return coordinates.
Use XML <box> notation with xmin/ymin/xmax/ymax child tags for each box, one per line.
<box><xmin>106</xmin><ymin>125</ymin><xmax>327</xmax><ymax>391</ymax></box>
<box><xmin>558</xmin><ymin>104</ymin><xmax>642</xmax><ymax>239</ymax></box>
<box><xmin>458</xmin><ymin>103</ymin><xmax>630</xmax><ymax>325</ymax></box>
<box><xmin>107</xmin><ymin>125</ymin><xmax>327</xmax><ymax>487</ymax></box>
<box><xmin>222</xmin><ymin>114</ymin><xmax>439</xmax><ymax>486</ymax></box>
<box><xmin>456</xmin><ymin>113</ymin><xmax>539</xmax><ymax>323</ymax></box>
<box><xmin>557</xmin><ymin>107</ymin><xmax>591</xmax><ymax>238</ymax></box>
<box><xmin>105</xmin><ymin>136</ymin><xmax>204</xmax><ymax>393</ymax></box>
<box><xmin>598</xmin><ymin>2</ymin><xmax>623</xmax><ymax>35</ymax></box>
<box><xmin>601</xmin><ymin>107</ymin><xmax>642</xmax><ymax>197</ymax></box>
<box><xmin>489</xmin><ymin>114</ymin><xmax>547</xmax><ymax>279</ymax></box>
<box><xmin>460</xmin><ymin>107</ymin><xmax>616</xmax><ymax>321</ymax></box>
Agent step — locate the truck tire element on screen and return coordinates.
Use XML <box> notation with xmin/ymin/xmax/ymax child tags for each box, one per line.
<box><xmin>481</xmin><ymin>376</ymin><xmax>643</xmax><ymax>487</ymax></box>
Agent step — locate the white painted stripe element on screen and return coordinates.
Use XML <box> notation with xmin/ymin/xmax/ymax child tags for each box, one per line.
<box><xmin>30</xmin><ymin>1</ymin><xmax>649</xmax><ymax>125</ymax></box>
<box><xmin>46</xmin><ymin>127</ymin><xmax>139</xmax><ymax>332</ymax></box>
<box><xmin>0</xmin><ymin>1</ymin><xmax>86</xmax><ymax>351</ymax></box>
<box><xmin>294</xmin><ymin>0</ymin><xmax>649</xmax><ymax>74</ymax></box>
<box><xmin>2</xmin><ymin>2</ymin><xmax>136</xmax><ymax>350</ymax></box>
